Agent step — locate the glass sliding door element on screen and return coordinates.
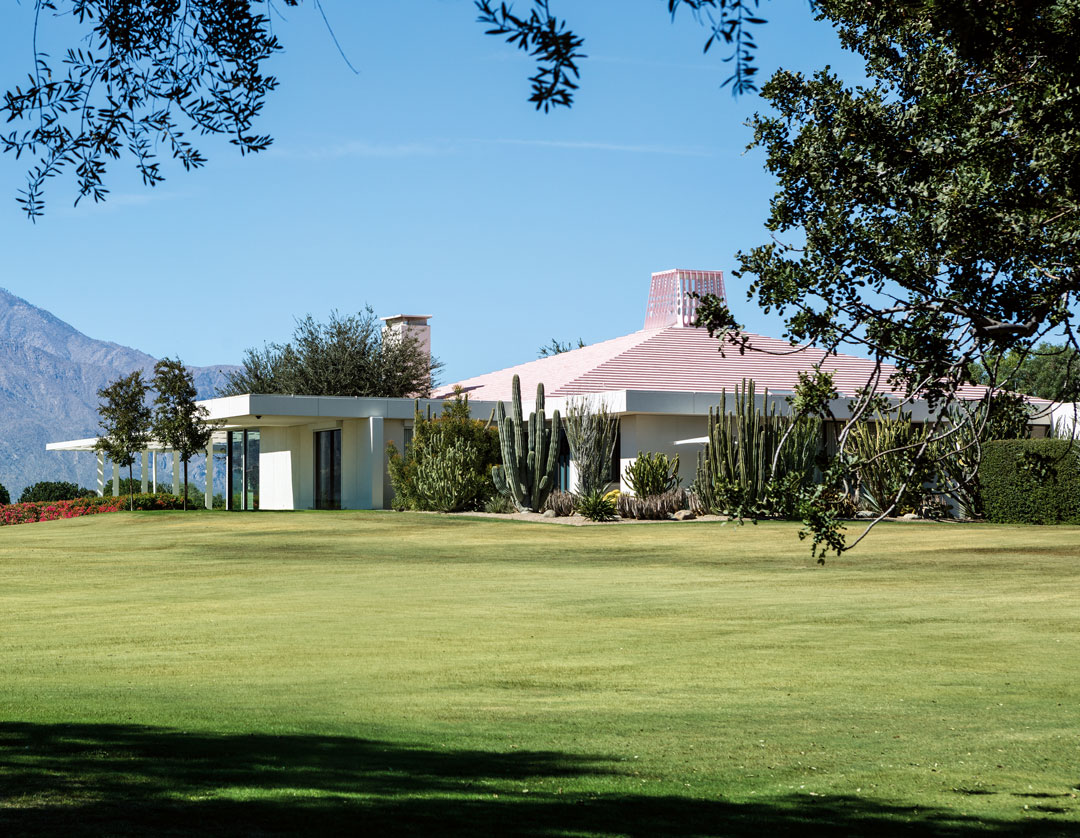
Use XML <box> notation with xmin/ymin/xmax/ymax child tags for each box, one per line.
<box><xmin>229</xmin><ymin>432</ymin><xmax>244</xmax><ymax>510</ymax></box>
<box><xmin>245</xmin><ymin>430</ymin><xmax>260</xmax><ymax>510</ymax></box>
<box><xmin>227</xmin><ymin>429</ymin><xmax>260</xmax><ymax>510</ymax></box>
<box><xmin>314</xmin><ymin>429</ymin><xmax>341</xmax><ymax>510</ymax></box>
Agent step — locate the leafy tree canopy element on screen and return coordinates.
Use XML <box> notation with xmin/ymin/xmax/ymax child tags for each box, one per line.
<box><xmin>4</xmin><ymin>0</ymin><xmax>778</xmax><ymax>217</ymax></box>
<box><xmin>970</xmin><ymin>343</ymin><xmax>1080</xmax><ymax>403</ymax></box>
<box><xmin>18</xmin><ymin>481</ymin><xmax>96</xmax><ymax>504</ymax></box>
<box><xmin>692</xmin><ymin>0</ymin><xmax>1080</xmax><ymax>555</ymax></box>
<box><xmin>220</xmin><ymin>307</ymin><xmax>441</xmax><ymax>399</ymax></box>
<box><xmin>95</xmin><ymin>370</ymin><xmax>152</xmax><ymax>510</ymax></box>
<box><xmin>153</xmin><ymin>358</ymin><xmax>215</xmax><ymax>511</ymax></box>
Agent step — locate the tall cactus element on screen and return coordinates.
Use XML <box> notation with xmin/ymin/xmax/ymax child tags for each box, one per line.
<box><xmin>692</xmin><ymin>379</ymin><xmax>820</xmax><ymax>515</ymax></box>
<box><xmin>492</xmin><ymin>375</ymin><xmax>562</xmax><ymax>512</ymax></box>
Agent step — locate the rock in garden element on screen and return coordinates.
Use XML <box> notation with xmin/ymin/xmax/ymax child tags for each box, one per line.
<box><xmin>673</xmin><ymin>510</ymin><xmax>696</xmax><ymax>521</ymax></box>
<box><xmin>542</xmin><ymin>509</ymin><xmax>557</xmax><ymax>518</ymax></box>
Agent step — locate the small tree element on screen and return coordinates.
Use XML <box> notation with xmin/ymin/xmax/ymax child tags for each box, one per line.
<box><xmin>0</xmin><ymin>483</ymin><xmax>9</xmax><ymax>505</ymax></box>
<box><xmin>153</xmin><ymin>358</ymin><xmax>214</xmax><ymax>511</ymax></box>
<box><xmin>96</xmin><ymin>371</ymin><xmax>152</xmax><ymax>512</ymax></box>
<box><xmin>220</xmin><ymin>307</ymin><xmax>441</xmax><ymax>398</ymax></box>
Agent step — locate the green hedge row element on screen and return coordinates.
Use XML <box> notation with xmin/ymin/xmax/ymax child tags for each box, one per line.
<box><xmin>979</xmin><ymin>440</ymin><xmax>1080</xmax><ymax>524</ymax></box>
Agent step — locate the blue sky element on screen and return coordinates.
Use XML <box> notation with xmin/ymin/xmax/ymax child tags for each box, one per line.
<box><xmin>0</xmin><ymin>1</ymin><xmax>862</xmax><ymax>384</ymax></box>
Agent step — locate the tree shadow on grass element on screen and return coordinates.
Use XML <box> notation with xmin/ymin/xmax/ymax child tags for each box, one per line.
<box><xmin>0</xmin><ymin>722</ymin><xmax>1073</xmax><ymax>837</ymax></box>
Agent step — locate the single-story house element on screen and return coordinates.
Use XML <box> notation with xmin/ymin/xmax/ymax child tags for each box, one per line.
<box><xmin>49</xmin><ymin>269</ymin><xmax>1068</xmax><ymax>509</ymax></box>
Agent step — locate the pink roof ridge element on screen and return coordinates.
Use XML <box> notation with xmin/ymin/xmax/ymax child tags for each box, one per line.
<box><xmin>437</xmin><ymin>323</ymin><xmax>991</xmax><ymax>403</ymax></box>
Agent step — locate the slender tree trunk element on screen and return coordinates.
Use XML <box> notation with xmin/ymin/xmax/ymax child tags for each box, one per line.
<box><xmin>183</xmin><ymin>458</ymin><xmax>189</xmax><ymax>511</ymax></box>
<box><xmin>128</xmin><ymin>463</ymin><xmax>134</xmax><ymax>512</ymax></box>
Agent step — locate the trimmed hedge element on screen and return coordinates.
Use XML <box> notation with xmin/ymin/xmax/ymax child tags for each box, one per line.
<box><xmin>979</xmin><ymin>440</ymin><xmax>1080</xmax><ymax>524</ymax></box>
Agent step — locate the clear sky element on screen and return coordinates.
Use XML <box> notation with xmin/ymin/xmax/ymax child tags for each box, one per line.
<box><xmin>0</xmin><ymin>1</ymin><xmax>862</xmax><ymax>385</ymax></box>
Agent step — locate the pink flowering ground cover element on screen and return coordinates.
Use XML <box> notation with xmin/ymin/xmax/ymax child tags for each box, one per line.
<box><xmin>0</xmin><ymin>493</ymin><xmax>189</xmax><ymax>526</ymax></box>
<box><xmin>1</xmin><ymin>496</ymin><xmax>122</xmax><ymax>526</ymax></box>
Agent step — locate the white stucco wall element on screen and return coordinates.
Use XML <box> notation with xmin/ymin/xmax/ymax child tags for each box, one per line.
<box><xmin>617</xmin><ymin>413</ymin><xmax>708</xmax><ymax>494</ymax></box>
<box><xmin>256</xmin><ymin>418</ymin><xmax>393</xmax><ymax>511</ymax></box>
<box><xmin>259</xmin><ymin>426</ymin><xmax>297</xmax><ymax>510</ymax></box>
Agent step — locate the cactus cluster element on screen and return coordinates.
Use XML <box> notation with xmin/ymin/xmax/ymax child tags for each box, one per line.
<box><xmin>692</xmin><ymin>379</ymin><xmax>820</xmax><ymax>516</ymax></box>
<box><xmin>492</xmin><ymin>375</ymin><xmax>561</xmax><ymax>512</ymax></box>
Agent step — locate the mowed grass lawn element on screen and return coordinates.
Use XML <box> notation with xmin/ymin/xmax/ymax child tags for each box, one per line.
<box><xmin>1</xmin><ymin>512</ymin><xmax>1078</xmax><ymax>836</ymax></box>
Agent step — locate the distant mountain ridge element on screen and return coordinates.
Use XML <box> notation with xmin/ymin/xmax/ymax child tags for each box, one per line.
<box><xmin>0</xmin><ymin>287</ymin><xmax>237</xmax><ymax>499</ymax></box>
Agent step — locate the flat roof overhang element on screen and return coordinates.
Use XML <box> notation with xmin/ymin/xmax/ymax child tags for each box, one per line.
<box><xmin>199</xmin><ymin>390</ymin><xmax>1059</xmax><ymax>427</ymax></box>
<box><xmin>198</xmin><ymin>393</ymin><xmax>504</xmax><ymax>429</ymax></box>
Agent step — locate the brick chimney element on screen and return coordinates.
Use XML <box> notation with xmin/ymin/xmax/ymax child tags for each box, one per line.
<box><xmin>644</xmin><ymin>269</ymin><xmax>726</xmax><ymax>329</ymax></box>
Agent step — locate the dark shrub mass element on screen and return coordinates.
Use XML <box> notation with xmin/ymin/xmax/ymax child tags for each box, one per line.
<box><xmin>979</xmin><ymin>440</ymin><xmax>1080</xmax><ymax>524</ymax></box>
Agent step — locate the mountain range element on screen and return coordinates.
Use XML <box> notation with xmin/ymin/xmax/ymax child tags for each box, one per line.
<box><xmin>0</xmin><ymin>287</ymin><xmax>237</xmax><ymax>499</ymax></box>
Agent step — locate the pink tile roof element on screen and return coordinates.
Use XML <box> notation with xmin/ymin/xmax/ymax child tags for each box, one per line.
<box><xmin>437</xmin><ymin>324</ymin><xmax>990</xmax><ymax>403</ymax></box>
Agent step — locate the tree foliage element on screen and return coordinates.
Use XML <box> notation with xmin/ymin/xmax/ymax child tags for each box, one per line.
<box><xmin>694</xmin><ymin>0</ymin><xmax>1080</xmax><ymax>556</ymax></box>
<box><xmin>3</xmin><ymin>0</ymin><xmax>300</xmax><ymax>219</ymax></box>
<box><xmin>970</xmin><ymin>343</ymin><xmax>1080</xmax><ymax>403</ymax></box>
<box><xmin>0</xmin><ymin>483</ymin><xmax>9</xmax><ymax>505</ymax></box>
<box><xmin>95</xmin><ymin>370</ymin><xmax>152</xmax><ymax>511</ymax></box>
<box><xmin>537</xmin><ymin>337</ymin><xmax>585</xmax><ymax>358</ymax></box>
<box><xmin>152</xmin><ymin>358</ymin><xmax>214</xmax><ymax>511</ymax></box>
<box><xmin>18</xmin><ymin>481</ymin><xmax>96</xmax><ymax>504</ymax></box>
<box><xmin>220</xmin><ymin>307</ymin><xmax>441</xmax><ymax>398</ymax></box>
<box><xmin>5</xmin><ymin>1</ymin><xmax>780</xmax><ymax>215</ymax></box>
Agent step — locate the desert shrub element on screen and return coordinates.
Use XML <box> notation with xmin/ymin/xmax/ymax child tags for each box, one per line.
<box><xmin>0</xmin><ymin>483</ymin><xmax>9</xmax><ymax>505</ymax></box>
<box><xmin>846</xmin><ymin>413</ymin><xmax>937</xmax><ymax>515</ymax></box>
<box><xmin>541</xmin><ymin>490</ymin><xmax>576</xmax><ymax>517</ymax></box>
<box><xmin>412</xmin><ymin>432</ymin><xmax>492</xmax><ymax>513</ymax></box>
<box><xmin>563</xmin><ymin>398</ymin><xmax>619</xmax><ymax>496</ymax></box>
<box><xmin>979</xmin><ymin>440</ymin><xmax>1080</xmax><ymax>524</ymax></box>
<box><xmin>388</xmin><ymin>394</ymin><xmax>501</xmax><ymax>512</ymax></box>
<box><xmin>19</xmin><ymin>481</ymin><xmax>96</xmax><ymax>504</ymax></box>
<box><xmin>624</xmin><ymin>451</ymin><xmax>680</xmax><ymax>497</ymax></box>
<box><xmin>617</xmin><ymin>488</ymin><xmax>687</xmax><ymax>520</ymax></box>
<box><xmin>483</xmin><ymin>493</ymin><xmax>517</xmax><ymax>514</ymax></box>
<box><xmin>577</xmin><ymin>490</ymin><xmax>617</xmax><ymax>522</ymax></box>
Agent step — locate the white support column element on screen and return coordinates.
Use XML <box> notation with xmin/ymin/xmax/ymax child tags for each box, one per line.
<box><xmin>369</xmin><ymin>417</ymin><xmax>384</xmax><ymax>510</ymax></box>
<box><xmin>172</xmin><ymin>452</ymin><xmax>180</xmax><ymax>497</ymax></box>
<box><xmin>97</xmin><ymin>452</ymin><xmax>105</xmax><ymax>497</ymax></box>
<box><xmin>205</xmin><ymin>444</ymin><xmax>214</xmax><ymax>509</ymax></box>
<box><xmin>112</xmin><ymin>461</ymin><xmax>120</xmax><ymax>497</ymax></box>
<box><xmin>152</xmin><ymin>454</ymin><xmax>157</xmax><ymax>493</ymax></box>
<box><xmin>141</xmin><ymin>450</ymin><xmax>149</xmax><ymax>494</ymax></box>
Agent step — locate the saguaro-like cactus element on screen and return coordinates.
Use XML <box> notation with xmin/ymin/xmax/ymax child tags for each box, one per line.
<box><xmin>492</xmin><ymin>375</ymin><xmax>562</xmax><ymax>512</ymax></box>
<box><xmin>692</xmin><ymin>379</ymin><xmax>820</xmax><ymax>515</ymax></box>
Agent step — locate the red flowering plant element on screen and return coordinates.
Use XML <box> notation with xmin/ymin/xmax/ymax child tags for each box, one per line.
<box><xmin>0</xmin><ymin>492</ymin><xmax>189</xmax><ymax>526</ymax></box>
<box><xmin>1</xmin><ymin>495</ymin><xmax>121</xmax><ymax>526</ymax></box>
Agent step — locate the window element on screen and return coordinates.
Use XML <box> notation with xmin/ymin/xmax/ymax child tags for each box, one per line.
<box><xmin>314</xmin><ymin>429</ymin><xmax>341</xmax><ymax>510</ymax></box>
<box><xmin>227</xmin><ymin>430</ymin><xmax>260</xmax><ymax>510</ymax></box>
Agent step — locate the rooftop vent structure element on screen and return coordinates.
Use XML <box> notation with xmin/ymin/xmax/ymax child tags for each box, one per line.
<box><xmin>644</xmin><ymin>269</ymin><xmax>725</xmax><ymax>330</ymax></box>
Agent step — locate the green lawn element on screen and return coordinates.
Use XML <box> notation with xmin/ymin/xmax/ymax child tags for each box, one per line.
<box><xmin>1</xmin><ymin>511</ymin><xmax>1078</xmax><ymax>836</ymax></box>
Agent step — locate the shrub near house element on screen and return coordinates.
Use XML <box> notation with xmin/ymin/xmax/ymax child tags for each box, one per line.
<box><xmin>19</xmin><ymin>481</ymin><xmax>96</xmax><ymax>503</ymax></box>
<box><xmin>979</xmin><ymin>440</ymin><xmax>1080</xmax><ymax>524</ymax></box>
<box><xmin>387</xmin><ymin>394</ymin><xmax>501</xmax><ymax>513</ymax></box>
